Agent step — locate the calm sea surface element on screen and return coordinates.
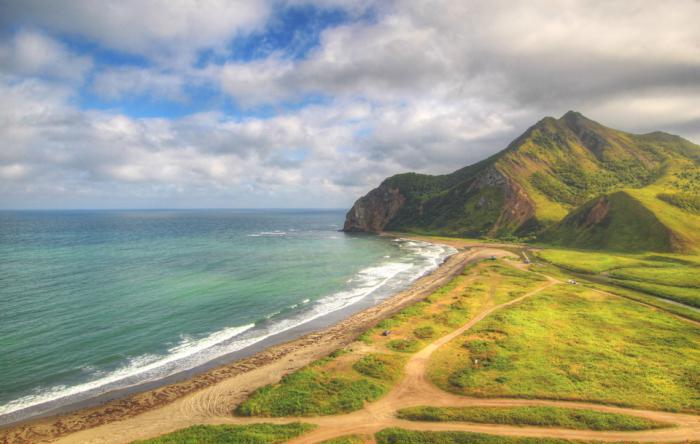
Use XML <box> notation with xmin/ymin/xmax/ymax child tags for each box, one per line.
<box><xmin>0</xmin><ymin>209</ymin><xmax>454</xmax><ymax>423</ymax></box>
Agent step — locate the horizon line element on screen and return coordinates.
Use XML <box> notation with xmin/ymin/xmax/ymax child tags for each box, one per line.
<box><xmin>0</xmin><ymin>207</ymin><xmax>349</xmax><ymax>211</ymax></box>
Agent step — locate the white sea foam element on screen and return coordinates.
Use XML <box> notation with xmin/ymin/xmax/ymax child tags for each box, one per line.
<box><xmin>0</xmin><ymin>238</ymin><xmax>455</xmax><ymax>423</ymax></box>
<box><xmin>0</xmin><ymin>323</ymin><xmax>255</xmax><ymax>418</ymax></box>
<box><xmin>247</xmin><ymin>231</ymin><xmax>287</xmax><ymax>237</ymax></box>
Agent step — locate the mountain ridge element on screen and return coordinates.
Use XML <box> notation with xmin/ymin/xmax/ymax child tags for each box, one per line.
<box><xmin>343</xmin><ymin>111</ymin><xmax>700</xmax><ymax>253</ymax></box>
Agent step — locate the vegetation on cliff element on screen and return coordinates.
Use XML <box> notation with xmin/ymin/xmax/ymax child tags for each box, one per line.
<box><xmin>344</xmin><ymin>111</ymin><xmax>700</xmax><ymax>253</ymax></box>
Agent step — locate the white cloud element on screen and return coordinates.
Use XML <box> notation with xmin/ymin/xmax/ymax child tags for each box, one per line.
<box><xmin>0</xmin><ymin>77</ymin><xmax>390</xmax><ymax>208</ymax></box>
<box><xmin>1</xmin><ymin>0</ymin><xmax>272</xmax><ymax>66</ymax></box>
<box><xmin>0</xmin><ymin>30</ymin><xmax>92</xmax><ymax>81</ymax></box>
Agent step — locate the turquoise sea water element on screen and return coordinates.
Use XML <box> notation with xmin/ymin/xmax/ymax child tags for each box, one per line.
<box><xmin>0</xmin><ymin>209</ymin><xmax>454</xmax><ymax>423</ymax></box>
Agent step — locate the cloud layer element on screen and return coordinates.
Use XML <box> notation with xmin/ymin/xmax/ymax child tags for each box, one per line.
<box><xmin>1</xmin><ymin>0</ymin><xmax>699</xmax><ymax>208</ymax></box>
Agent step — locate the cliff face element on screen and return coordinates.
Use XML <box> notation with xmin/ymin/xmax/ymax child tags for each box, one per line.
<box><xmin>343</xmin><ymin>111</ymin><xmax>700</xmax><ymax>250</ymax></box>
<box><xmin>343</xmin><ymin>184</ymin><xmax>405</xmax><ymax>232</ymax></box>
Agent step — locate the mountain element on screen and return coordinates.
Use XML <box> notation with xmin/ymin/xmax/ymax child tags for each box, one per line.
<box><xmin>343</xmin><ymin>111</ymin><xmax>700</xmax><ymax>253</ymax></box>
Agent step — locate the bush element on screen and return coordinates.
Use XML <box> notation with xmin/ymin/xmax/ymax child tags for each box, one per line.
<box><xmin>352</xmin><ymin>354</ymin><xmax>403</xmax><ymax>382</ymax></box>
<box><xmin>413</xmin><ymin>326</ymin><xmax>435</xmax><ymax>339</ymax></box>
<box><xmin>387</xmin><ymin>339</ymin><xmax>420</xmax><ymax>353</ymax></box>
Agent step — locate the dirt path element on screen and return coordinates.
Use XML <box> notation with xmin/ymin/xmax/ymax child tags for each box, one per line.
<box><xmin>267</xmin><ymin>272</ymin><xmax>700</xmax><ymax>443</ymax></box>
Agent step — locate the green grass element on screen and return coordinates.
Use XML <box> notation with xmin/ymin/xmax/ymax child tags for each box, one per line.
<box><xmin>545</xmin><ymin>191</ymin><xmax>677</xmax><ymax>253</ymax></box>
<box><xmin>429</xmin><ymin>285</ymin><xmax>700</xmax><ymax>413</ymax></box>
<box><xmin>608</xmin><ymin>265</ymin><xmax>700</xmax><ymax>288</ymax></box>
<box><xmin>396</xmin><ymin>406</ymin><xmax>669</xmax><ymax>431</ymax></box>
<box><xmin>658</xmin><ymin>192</ymin><xmax>700</xmax><ymax>214</ymax></box>
<box><xmin>352</xmin><ymin>354</ymin><xmax>405</xmax><ymax>382</ymax></box>
<box><xmin>609</xmin><ymin>278</ymin><xmax>700</xmax><ymax>308</ymax></box>
<box><xmin>237</xmin><ymin>352</ymin><xmax>404</xmax><ymax>417</ymax></box>
<box><xmin>131</xmin><ymin>423</ymin><xmax>315</xmax><ymax>444</ymax></box>
<box><xmin>413</xmin><ymin>326</ymin><xmax>435</xmax><ymax>339</ymax></box>
<box><xmin>535</xmin><ymin>249</ymin><xmax>648</xmax><ymax>274</ymax></box>
<box><xmin>361</xmin><ymin>261</ymin><xmax>547</xmax><ymax>356</ymax></box>
<box><xmin>580</xmin><ymin>281</ymin><xmax>700</xmax><ymax>324</ymax></box>
<box><xmin>387</xmin><ymin>339</ymin><xmax>420</xmax><ymax>353</ymax></box>
<box><xmin>375</xmin><ymin>428</ymin><xmax>631</xmax><ymax>444</ymax></box>
<box><xmin>535</xmin><ymin>248</ymin><xmax>700</xmax><ymax>308</ymax></box>
<box><xmin>235</xmin><ymin>368</ymin><xmax>384</xmax><ymax>416</ymax></box>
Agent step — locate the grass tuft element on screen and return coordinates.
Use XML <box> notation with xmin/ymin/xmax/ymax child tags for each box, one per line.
<box><xmin>132</xmin><ymin>423</ymin><xmax>315</xmax><ymax>444</ymax></box>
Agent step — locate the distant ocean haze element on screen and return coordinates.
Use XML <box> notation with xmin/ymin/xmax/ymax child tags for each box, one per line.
<box><xmin>0</xmin><ymin>209</ymin><xmax>454</xmax><ymax>423</ymax></box>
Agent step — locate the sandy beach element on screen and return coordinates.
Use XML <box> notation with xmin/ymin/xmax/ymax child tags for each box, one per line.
<box><xmin>1</xmin><ymin>238</ymin><xmax>508</xmax><ymax>444</ymax></box>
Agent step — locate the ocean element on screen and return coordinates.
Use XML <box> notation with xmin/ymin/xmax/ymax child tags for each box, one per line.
<box><xmin>0</xmin><ymin>209</ymin><xmax>454</xmax><ymax>424</ymax></box>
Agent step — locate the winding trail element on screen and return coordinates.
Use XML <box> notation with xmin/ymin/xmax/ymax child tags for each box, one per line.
<box><xmin>18</xmin><ymin>248</ymin><xmax>700</xmax><ymax>443</ymax></box>
<box><xmin>272</xmin><ymin>272</ymin><xmax>700</xmax><ymax>443</ymax></box>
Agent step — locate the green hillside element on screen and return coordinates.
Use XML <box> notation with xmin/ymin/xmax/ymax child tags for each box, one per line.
<box><xmin>344</xmin><ymin>111</ymin><xmax>700</xmax><ymax>252</ymax></box>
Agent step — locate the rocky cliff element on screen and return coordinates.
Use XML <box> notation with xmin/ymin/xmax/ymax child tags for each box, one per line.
<box><xmin>343</xmin><ymin>184</ymin><xmax>405</xmax><ymax>232</ymax></box>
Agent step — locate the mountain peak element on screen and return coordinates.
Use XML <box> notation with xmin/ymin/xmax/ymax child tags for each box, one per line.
<box><xmin>560</xmin><ymin>110</ymin><xmax>597</xmax><ymax>126</ymax></box>
<box><xmin>561</xmin><ymin>110</ymin><xmax>585</xmax><ymax>119</ymax></box>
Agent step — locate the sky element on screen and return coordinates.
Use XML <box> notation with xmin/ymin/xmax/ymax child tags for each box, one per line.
<box><xmin>1</xmin><ymin>0</ymin><xmax>699</xmax><ymax>209</ymax></box>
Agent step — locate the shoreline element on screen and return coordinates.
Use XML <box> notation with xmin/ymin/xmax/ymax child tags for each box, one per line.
<box><xmin>0</xmin><ymin>236</ymin><xmax>453</xmax><ymax>428</ymax></box>
<box><xmin>1</xmin><ymin>237</ymin><xmax>487</xmax><ymax>444</ymax></box>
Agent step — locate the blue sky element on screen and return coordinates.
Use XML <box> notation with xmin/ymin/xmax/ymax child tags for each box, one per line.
<box><xmin>1</xmin><ymin>0</ymin><xmax>699</xmax><ymax>209</ymax></box>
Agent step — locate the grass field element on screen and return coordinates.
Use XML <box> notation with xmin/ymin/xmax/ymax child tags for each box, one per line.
<box><xmin>132</xmin><ymin>423</ymin><xmax>315</xmax><ymax>444</ymax></box>
<box><xmin>360</xmin><ymin>261</ymin><xmax>548</xmax><ymax>351</ymax></box>
<box><xmin>375</xmin><ymin>428</ymin><xmax>630</xmax><ymax>444</ymax></box>
<box><xmin>581</xmin><ymin>280</ymin><xmax>700</xmax><ymax>323</ymax></box>
<box><xmin>535</xmin><ymin>248</ymin><xmax>700</xmax><ymax>308</ymax></box>
<box><xmin>236</xmin><ymin>352</ymin><xmax>404</xmax><ymax>417</ymax></box>
<box><xmin>428</xmin><ymin>284</ymin><xmax>700</xmax><ymax>413</ymax></box>
<box><xmin>396</xmin><ymin>406</ymin><xmax>670</xmax><ymax>430</ymax></box>
<box><xmin>608</xmin><ymin>278</ymin><xmax>700</xmax><ymax>308</ymax></box>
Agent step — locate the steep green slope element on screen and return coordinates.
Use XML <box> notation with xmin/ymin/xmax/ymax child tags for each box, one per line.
<box><xmin>542</xmin><ymin>191</ymin><xmax>675</xmax><ymax>252</ymax></box>
<box><xmin>544</xmin><ymin>156</ymin><xmax>700</xmax><ymax>253</ymax></box>
<box><xmin>343</xmin><ymin>111</ymin><xmax>700</xmax><ymax>252</ymax></box>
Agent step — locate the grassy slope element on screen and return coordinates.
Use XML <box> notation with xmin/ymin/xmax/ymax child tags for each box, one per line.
<box><xmin>360</xmin><ymin>261</ymin><xmax>548</xmax><ymax>348</ymax></box>
<box><xmin>131</xmin><ymin>423</ymin><xmax>315</xmax><ymax>444</ymax></box>
<box><xmin>625</xmin><ymin>162</ymin><xmax>700</xmax><ymax>253</ymax></box>
<box><xmin>543</xmin><ymin>155</ymin><xmax>700</xmax><ymax>254</ymax></box>
<box><xmin>542</xmin><ymin>191</ymin><xmax>675</xmax><ymax>252</ymax></box>
<box><xmin>535</xmin><ymin>248</ymin><xmax>700</xmax><ymax>308</ymax></box>
<box><xmin>396</xmin><ymin>406</ymin><xmax>669</xmax><ymax>431</ymax></box>
<box><xmin>429</xmin><ymin>285</ymin><xmax>700</xmax><ymax>413</ymax></box>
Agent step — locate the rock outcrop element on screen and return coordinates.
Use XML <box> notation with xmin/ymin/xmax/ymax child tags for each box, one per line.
<box><xmin>343</xmin><ymin>184</ymin><xmax>405</xmax><ymax>232</ymax></box>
